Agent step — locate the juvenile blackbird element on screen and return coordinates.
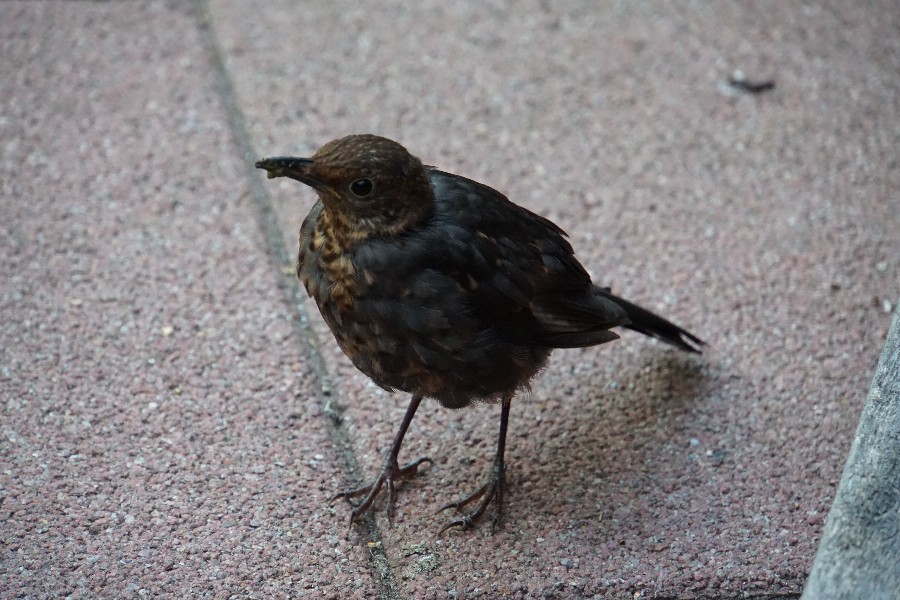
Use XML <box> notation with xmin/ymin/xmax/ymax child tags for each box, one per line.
<box><xmin>256</xmin><ymin>134</ymin><xmax>704</xmax><ymax>533</ymax></box>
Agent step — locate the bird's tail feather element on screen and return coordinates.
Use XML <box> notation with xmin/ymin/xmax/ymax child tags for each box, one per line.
<box><xmin>596</xmin><ymin>289</ymin><xmax>705</xmax><ymax>353</ymax></box>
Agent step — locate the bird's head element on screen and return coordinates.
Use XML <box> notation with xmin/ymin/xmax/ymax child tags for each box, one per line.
<box><xmin>256</xmin><ymin>134</ymin><xmax>434</xmax><ymax>242</ymax></box>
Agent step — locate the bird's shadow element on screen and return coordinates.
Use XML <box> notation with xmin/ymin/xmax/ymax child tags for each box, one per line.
<box><xmin>394</xmin><ymin>346</ymin><xmax>714</xmax><ymax>536</ymax></box>
<box><xmin>503</xmin><ymin>348</ymin><xmax>713</xmax><ymax>528</ymax></box>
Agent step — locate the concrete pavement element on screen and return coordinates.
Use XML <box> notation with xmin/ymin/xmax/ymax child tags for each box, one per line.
<box><xmin>2</xmin><ymin>1</ymin><xmax>897</xmax><ymax>597</ymax></box>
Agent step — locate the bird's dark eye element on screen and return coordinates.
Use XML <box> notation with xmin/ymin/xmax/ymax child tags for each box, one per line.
<box><xmin>349</xmin><ymin>178</ymin><xmax>374</xmax><ymax>197</ymax></box>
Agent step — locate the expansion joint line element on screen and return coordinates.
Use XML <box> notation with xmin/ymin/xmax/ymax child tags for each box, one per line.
<box><xmin>191</xmin><ymin>2</ymin><xmax>402</xmax><ymax>598</ymax></box>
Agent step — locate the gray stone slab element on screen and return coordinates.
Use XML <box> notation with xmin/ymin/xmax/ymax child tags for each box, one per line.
<box><xmin>802</xmin><ymin>308</ymin><xmax>900</xmax><ymax>600</ymax></box>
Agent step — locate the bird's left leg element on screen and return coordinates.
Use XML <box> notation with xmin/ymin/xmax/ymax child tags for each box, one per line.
<box><xmin>437</xmin><ymin>395</ymin><xmax>511</xmax><ymax>534</ymax></box>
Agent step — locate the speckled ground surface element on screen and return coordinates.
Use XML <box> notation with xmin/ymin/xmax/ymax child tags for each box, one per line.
<box><xmin>2</xmin><ymin>1</ymin><xmax>897</xmax><ymax>598</ymax></box>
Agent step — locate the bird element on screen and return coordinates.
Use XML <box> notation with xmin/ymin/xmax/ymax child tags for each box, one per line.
<box><xmin>256</xmin><ymin>134</ymin><xmax>704</xmax><ymax>533</ymax></box>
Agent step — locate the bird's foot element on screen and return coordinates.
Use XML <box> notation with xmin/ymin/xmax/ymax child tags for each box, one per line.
<box><xmin>332</xmin><ymin>456</ymin><xmax>432</xmax><ymax>525</ymax></box>
<box><xmin>437</xmin><ymin>460</ymin><xmax>505</xmax><ymax>534</ymax></box>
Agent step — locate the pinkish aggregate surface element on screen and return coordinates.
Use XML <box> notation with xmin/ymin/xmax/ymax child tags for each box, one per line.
<box><xmin>2</xmin><ymin>1</ymin><xmax>897</xmax><ymax>598</ymax></box>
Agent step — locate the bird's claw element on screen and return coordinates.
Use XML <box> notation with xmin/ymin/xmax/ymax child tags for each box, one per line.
<box><xmin>437</xmin><ymin>463</ymin><xmax>505</xmax><ymax>535</ymax></box>
<box><xmin>332</xmin><ymin>457</ymin><xmax>432</xmax><ymax>525</ymax></box>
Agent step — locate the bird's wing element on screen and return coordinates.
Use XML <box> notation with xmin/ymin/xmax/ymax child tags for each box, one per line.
<box><xmin>423</xmin><ymin>170</ymin><xmax>630</xmax><ymax>347</ymax></box>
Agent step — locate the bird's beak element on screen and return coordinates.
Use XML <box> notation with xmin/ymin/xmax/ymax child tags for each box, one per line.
<box><xmin>255</xmin><ymin>156</ymin><xmax>320</xmax><ymax>188</ymax></box>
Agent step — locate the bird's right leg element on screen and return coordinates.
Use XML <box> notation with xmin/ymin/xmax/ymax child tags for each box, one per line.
<box><xmin>332</xmin><ymin>394</ymin><xmax>431</xmax><ymax>525</ymax></box>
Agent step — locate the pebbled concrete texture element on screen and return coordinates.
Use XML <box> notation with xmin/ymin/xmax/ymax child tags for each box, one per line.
<box><xmin>2</xmin><ymin>1</ymin><xmax>897</xmax><ymax>598</ymax></box>
<box><xmin>1</xmin><ymin>2</ymin><xmax>373</xmax><ymax>598</ymax></box>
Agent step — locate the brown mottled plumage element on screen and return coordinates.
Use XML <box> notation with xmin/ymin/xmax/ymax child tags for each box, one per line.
<box><xmin>256</xmin><ymin>134</ymin><xmax>704</xmax><ymax>533</ymax></box>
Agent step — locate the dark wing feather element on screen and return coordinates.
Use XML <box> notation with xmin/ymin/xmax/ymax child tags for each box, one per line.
<box><xmin>426</xmin><ymin>170</ymin><xmax>628</xmax><ymax>348</ymax></box>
